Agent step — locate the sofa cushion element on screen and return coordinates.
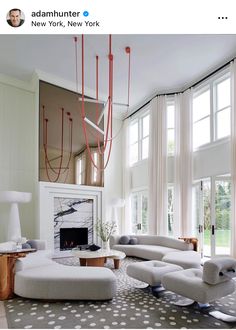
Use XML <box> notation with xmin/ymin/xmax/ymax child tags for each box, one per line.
<box><xmin>127</xmin><ymin>260</ymin><xmax>183</xmax><ymax>286</ymax></box>
<box><xmin>15</xmin><ymin>250</ymin><xmax>53</xmax><ymax>272</ymax></box>
<box><xmin>15</xmin><ymin>263</ymin><xmax>117</xmax><ymax>300</ymax></box>
<box><xmin>162</xmin><ymin>268</ymin><xmax>236</xmax><ymax>304</ymax></box>
<box><xmin>112</xmin><ymin>244</ymin><xmax>180</xmax><ymax>260</ymax></box>
<box><xmin>162</xmin><ymin>251</ymin><xmax>201</xmax><ymax>269</ymax></box>
<box><xmin>119</xmin><ymin>235</ymin><xmax>130</xmax><ymax>245</ymax></box>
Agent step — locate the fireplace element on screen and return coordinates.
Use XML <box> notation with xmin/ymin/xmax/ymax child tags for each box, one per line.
<box><xmin>38</xmin><ymin>182</ymin><xmax>103</xmax><ymax>251</ymax></box>
<box><xmin>60</xmin><ymin>227</ymin><xmax>88</xmax><ymax>250</ymax></box>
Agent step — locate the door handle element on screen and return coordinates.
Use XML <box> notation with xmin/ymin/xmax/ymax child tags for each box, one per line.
<box><xmin>212</xmin><ymin>225</ymin><xmax>215</xmax><ymax>235</ymax></box>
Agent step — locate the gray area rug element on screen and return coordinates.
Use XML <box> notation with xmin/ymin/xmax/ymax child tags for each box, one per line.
<box><xmin>4</xmin><ymin>257</ymin><xmax>236</xmax><ymax>329</ymax></box>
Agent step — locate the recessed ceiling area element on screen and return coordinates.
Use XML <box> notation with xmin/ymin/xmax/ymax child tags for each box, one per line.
<box><xmin>1</xmin><ymin>35</ymin><xmax>236</xmax><ymax>113</ymax></box>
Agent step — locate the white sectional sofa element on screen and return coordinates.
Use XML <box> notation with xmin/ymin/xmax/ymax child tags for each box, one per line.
<box><xmin>14</xmin><ymin>240</ymin><xmax>117</xmax><ymax>300</ymax></box>
<box><xmin>110</xmin><ymin>235</ymin><xmax>201</xmax><ymax>269</ymax></box>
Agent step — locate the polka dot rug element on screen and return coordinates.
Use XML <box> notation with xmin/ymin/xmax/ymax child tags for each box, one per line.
<box><xmin>4</xmin><ymin>257</ymin><xmax>236</xmax><ymax>329</ymax></box>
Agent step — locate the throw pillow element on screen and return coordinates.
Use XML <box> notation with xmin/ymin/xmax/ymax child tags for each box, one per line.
<box><xmin>129</xmin><ymin>238</ymin><xmax>138</xmax><ymax>245</ymax></box>
<box><xmin>119</xmin><ymin>235</ymin><xmax>130</xmax><ymax>245</ymax></box>
<box><xmin>22</xmin><ymin>243</ymin><xmax>31</xmax><ymax>249</ymax></box>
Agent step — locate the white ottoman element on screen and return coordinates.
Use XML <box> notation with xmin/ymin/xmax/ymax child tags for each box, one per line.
<box><xmin>162</xmin><ymin>250</ymin><xmax>201</xmax><ymax>269</ymax></box>
<box><xmin>127</xmin><ymin>260</ymin><xmax>183</xmax><ymax>287</ymax></box>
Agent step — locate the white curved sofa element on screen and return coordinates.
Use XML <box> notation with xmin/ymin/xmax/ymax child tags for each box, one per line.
<box><xmin>110</xmin><ymin>235</ymin><xmax>201</xmax><ymax>269</ymax></box>
<box><xmin>14</xmin><ymin>241</ymin><xmax>117</xmax><ymax>300</ymax></box>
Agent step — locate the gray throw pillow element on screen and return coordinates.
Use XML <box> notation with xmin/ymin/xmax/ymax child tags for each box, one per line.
<box><xmin>119</xmin><ymin>235</ymin><xmax>130</xmax><ymax>245</ymax></box>
<box><xmin>22</xmin><ymin>243</ymin><xmax>31</xmax><ymax>249</ymax></box>
<box><xmin>129</xmin><ymin>238</ymin><xmax>138</xmax><ymax>245</ymax></box>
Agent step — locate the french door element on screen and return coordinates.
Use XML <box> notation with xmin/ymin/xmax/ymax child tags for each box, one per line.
<box><xmin>193</xmin><ymin>176</ymin><xmax>231</xmax><ymax>257</ymax></box>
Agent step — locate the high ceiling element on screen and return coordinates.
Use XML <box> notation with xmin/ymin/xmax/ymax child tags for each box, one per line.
<box><xmin>1</xmin><ymin>35</ymin><xmax>236</xmax><ymax>114</ymax></box>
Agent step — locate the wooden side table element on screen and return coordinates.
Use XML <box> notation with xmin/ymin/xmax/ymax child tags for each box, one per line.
<box><xmin>0</xmin><ymin>249</ymin><xmax>36</xmax><ymax>300</ymax></box>
<box><xmin>179</xmin><ymin>237</ymin><xmax>198</xmax><ymax>252</ymax></box>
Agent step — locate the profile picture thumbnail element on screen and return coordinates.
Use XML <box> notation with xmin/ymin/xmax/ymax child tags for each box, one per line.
<box><xmin>6</xmin><ymin>8</ymin><xmax>25</xmax><ymax>27</ymax></box>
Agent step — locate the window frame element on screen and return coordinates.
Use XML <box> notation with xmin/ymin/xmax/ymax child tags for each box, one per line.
<box><xmin>129</xmin><ymin>106</ymin><xmax>150</xmax><ymax>166</ymax></box>
<box><xmin>192</xmin><ymin>68</ymin><xmax>231</xmax><ymax>151</ymax></box>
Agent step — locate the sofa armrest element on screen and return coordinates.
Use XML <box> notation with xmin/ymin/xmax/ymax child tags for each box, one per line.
<box><xmin>27</xmin><ymin>239</ymin><xmax>47</xmax><ymax>250</ymax></box>
<box><xmin>110</xmin><ymin>235</ymin><xmax>121</xmax><ymax>248</ymax></box>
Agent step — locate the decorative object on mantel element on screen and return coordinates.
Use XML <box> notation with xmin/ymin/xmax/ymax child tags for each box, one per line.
<box><xmin>42</xmin><ymin>105</ymin><xmax>73</xmax><ymax>182</ymax></box>
<box><xmin>0</xmin><ymin>191</ymin><xmax>31</xmax><ymax>243</ymax></box>
<box><xmin>74</xmin><ymin>35</ymin><xmax>132</xmax><ymax>170</ymax></box>
<box><xmin>95</xmin><ymin>219</ymin><xmax>117</xmax><ymax>250</ymax></box>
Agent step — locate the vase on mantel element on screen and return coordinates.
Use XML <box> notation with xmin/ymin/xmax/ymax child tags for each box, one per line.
<box><xmin>102</xmin><ymin>240</ymin><xmax>110</xmax><ymax>251</ymax></box>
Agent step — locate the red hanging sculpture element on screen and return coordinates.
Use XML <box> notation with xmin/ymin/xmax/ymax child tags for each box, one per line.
<box><xmin>74</xmin><ymin>34</ymin><xmax>131</xmax><ymax>171</ymax></box>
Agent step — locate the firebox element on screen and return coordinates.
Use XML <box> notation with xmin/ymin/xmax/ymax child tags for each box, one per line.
<box><xmin>60</xmin><ymin>227</ymin><xmax>88</xmax><ymax>250</ymax></box>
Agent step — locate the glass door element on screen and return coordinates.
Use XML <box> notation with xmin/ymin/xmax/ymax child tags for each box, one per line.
<box><xmin>214</xmin><ymin>177</ymin><xmax>231</xmax><ymax>255</ymax></box>
<box><xmin>193</xmin><ymin>181</ymin><xmax>204</xmax><ymax>257</ymax></box>
<box><xmin>193</xmin><ymin>176</ymin><xmax>231</xmax><ymax>257</ymax></box>
<box><xmin>193</xmin><ymin>178</ymin><xmax>212</xmax><ymax>257</ymax></box>
<box><xmin>131</xmin><ymin>191</ymin><xmax>148</xmax><ymax>234</ymax></box>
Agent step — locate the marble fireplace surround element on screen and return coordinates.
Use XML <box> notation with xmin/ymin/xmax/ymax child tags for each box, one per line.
<box><xmin>38</xmin><ymin>182</ymin><xmax>103</xmax><ymax>250</ymax></box>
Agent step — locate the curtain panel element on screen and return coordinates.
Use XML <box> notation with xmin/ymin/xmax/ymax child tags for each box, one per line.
<box><xmin>174</xmin><ymin>90</ymin><xmax>193</xmax><ymax>237</ymax></box>
<box><xmin>148</xmin><ymin>96</ymin><xmax>167</xmax><ymax>235</ymax></box>
<box><xmin>123</xmin><ymin>118</ymin><xmax>132</xmax><ymax>234</ymax></box>
<box><xmin>230</xmin><ymin>60</ymin><xmax>236</xmax><ymax>258</ymax></box>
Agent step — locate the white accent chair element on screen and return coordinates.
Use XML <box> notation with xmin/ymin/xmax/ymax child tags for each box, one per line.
<box><xmin>162</xmin><ymin>257</ymin><xmax>236</xmax><ymax>322</ymax></box>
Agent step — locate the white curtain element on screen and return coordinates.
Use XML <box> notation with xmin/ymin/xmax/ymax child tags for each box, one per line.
<box><xmin>174</xmin><ymin>90</ymin><xmax>193</xmax><ymax>237</ymax></box>
<box><xmin>230</xmin><ymin>60</ymin><xmax>236</xmax><ymax>258</ymax></box>
<box><xmin>173</xmin><ymin>94</ymin><xmax>181</xmax><ymax>237</ymax></box>
<box><xmin>148</xmin><ymin>96</ymin><xmax>167</xmax><ymax>235</ymax></box>
<box><xmin>122</xmin><ymin>118</ymin><xmax>132</xmax><ymax>234</ymax></box>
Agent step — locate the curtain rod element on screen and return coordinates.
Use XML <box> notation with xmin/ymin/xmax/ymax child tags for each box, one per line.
<box><xmin>127</xmin><ymin>55</ymin><xmax>235</xmax><ymax>119</ymax></box>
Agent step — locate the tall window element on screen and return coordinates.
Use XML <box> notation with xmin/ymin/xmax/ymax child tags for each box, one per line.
<box><xmin>129</xmin><ymin>111</ymin><xmax>150</xmax><ymax>166</ymax></box>
<box><xmin>131</xmin><ymin>191</ymin><xmax>148</xmax><ymax>234</ymax></box>
<box><xmin>215</xmin><ymin>77</ymin><xmax>231</xmax><ymax>139</ymax></box>
<box><xmin>193</xmin><ymin>71</ymin><xmax>231</xmax><ymax>149</ymax></box>
<box><xmin>167</xmin><ymin>102</ymin><xmax>175</xmax><ymax>155</ymax></box>
<box><xmin>193</xmin><ymin>87</ymin><xmax>211</xmax><ymax>149</ymax></box>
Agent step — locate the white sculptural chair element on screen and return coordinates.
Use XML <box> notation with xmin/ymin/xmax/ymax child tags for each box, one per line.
<box><xmin>162</xmin><ymin>257</ymin><xmax>236</xmax><ymax>322</ymax></box>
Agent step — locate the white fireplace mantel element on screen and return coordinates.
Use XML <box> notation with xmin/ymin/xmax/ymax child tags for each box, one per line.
<box><xmin>38</xmin><ymin>182</ymin><xmax>103</xmax><ymax>250</ymax></box>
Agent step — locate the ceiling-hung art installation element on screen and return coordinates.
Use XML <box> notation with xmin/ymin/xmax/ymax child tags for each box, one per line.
<box><xmin>74</xmin><ymin>35</ymin><xmax>131</xmax><ymax>170</ymax></box>
<box><xmin>42</xmin><ymin>105</ymin><xmax>73</xmax><ymax>182</ymax></box>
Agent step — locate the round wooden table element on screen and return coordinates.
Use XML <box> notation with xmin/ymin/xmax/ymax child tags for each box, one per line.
<box><xmin>72</xmin><ymin>249</ymin><xmax>126</xmax><ymax>269</ymax></box>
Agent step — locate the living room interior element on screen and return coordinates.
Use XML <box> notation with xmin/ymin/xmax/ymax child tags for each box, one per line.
<box><xmin>1</xmin><ymin>34</ymin><xmax>236</xmax><ymax>329</ymax></box>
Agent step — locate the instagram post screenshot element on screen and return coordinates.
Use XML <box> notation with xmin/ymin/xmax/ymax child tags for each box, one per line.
<box><xmin>0</xmin><ymin>0</ymin><xmax>236</xmax><ymax>329</ymax></box>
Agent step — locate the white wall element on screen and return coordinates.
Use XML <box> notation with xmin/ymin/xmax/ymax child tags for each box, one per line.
<box><xmin>0</xmin><ymin>76</ymin><xmax>37</xmax><ymax>242</ymax></box>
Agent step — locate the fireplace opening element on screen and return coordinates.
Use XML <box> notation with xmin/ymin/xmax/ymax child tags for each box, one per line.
<box><xmin>60</xmin><ymin>227</ymin><xmax>88</xmax><ymax>250</ymax></box>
